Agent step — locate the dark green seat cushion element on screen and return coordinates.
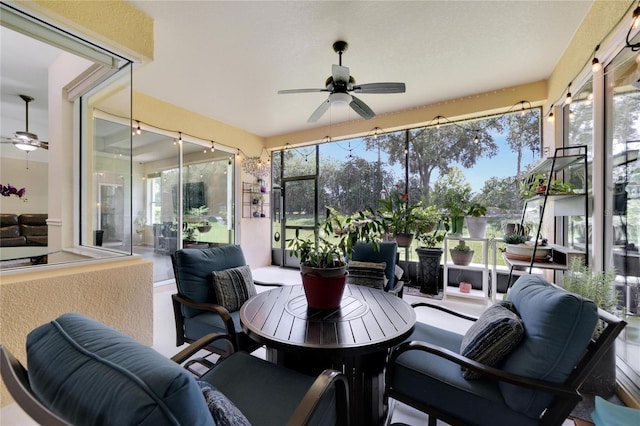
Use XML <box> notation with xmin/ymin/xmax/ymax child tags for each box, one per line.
<box><xmin>501</xmin><ymin>274</ymin><xmax>598</xmax><ymax>419</ymax></box>
<box><xmin>201</xmin><ymin>351</ymin><xmax>336</xmax><ymax>426</ymax></box>
<box><xmin>26</xmin><ymin>313</ymin><xmax>213</xmax><ymax>426</ymax></box>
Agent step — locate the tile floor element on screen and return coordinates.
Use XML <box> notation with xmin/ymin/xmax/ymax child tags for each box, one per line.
<box><xmin>1</xmin><ymin>266</ymin><xmax>575</xmax><ymax>425</ymax></box>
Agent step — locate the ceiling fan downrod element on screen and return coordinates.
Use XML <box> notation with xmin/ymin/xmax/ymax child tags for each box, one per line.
<box><xmin>19</xmin><ymin>94</ymin><xmax>34</xmax><ymax>132</ymax></box>
<box><xmin>332</xmin><ymin>40</ymin><xmax>348</xmax><ymax>66</ymax></box>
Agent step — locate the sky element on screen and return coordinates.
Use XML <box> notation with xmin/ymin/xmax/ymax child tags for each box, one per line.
<box><xmin>318</xmin><ymin>132</ymin><xmax>540</xmax><ymax>194</ymax></box>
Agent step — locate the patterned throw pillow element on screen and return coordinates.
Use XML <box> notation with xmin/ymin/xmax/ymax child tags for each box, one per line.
<box><xmin>460</xmin><ymin>300</ymin><xmax>525</xmax><ymax>379</ymax></box>
<box><xmin>196</xmin><ymin>380</ymin><xmax>252</xmax><ymax>426</ymax></box>
<box><xmin>347</xmin><ymin>260</ymin><xmax>388</xmax><ymax>290</ymax></box>
<box><xmin>212</xmin><ymin>265</ymin><xmax>257</xmax><ymax>312</ymax></box>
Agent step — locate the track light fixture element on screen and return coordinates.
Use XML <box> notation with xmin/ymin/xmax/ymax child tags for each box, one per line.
<box><xmin>627</xmin><ymin>2</ymin><xmax>640</xmax><ymax>51</ymax></box>
<box><xmin>591</xmin><ymin>45</ymin><xmax>602</xmax><ymax>73</ymax></box>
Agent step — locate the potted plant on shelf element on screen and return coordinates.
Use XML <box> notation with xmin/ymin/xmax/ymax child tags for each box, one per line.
<box><xmin>443</xmin><ymin>186</ymin><xmax>472</xmax><ymax>236</ymax></box>
<box><xmin>561</xmin><ymin>258</ymin><xmax>619</xmax><ymax>397</ymax></box>
<box><xmin>415</xmin><ymin>215</ymin><xmax>449</xmax><ymax>294</ymax></box>
<box><xmin>465</xmin><ymin>202</ymin><xmax>488</xmax><ymax>238</ymax></box>
<box><xmin>503</xmin><ymin>232</ymin><xmax>551</xmax><ymax>262</ymax></box>
<box><xmin>449</xmin><ymin>240</ymin><xmax>474</xmax><ymax>266</ymax></box>
<box><xmin>378</xmin><ymin>188</ymin><xmax>421</xmax><ymax>247</ymax></box>
<box><xmin>288</xmin><ymin>207</ymin><xmax>383</xmax><ymax>309</ymax></box>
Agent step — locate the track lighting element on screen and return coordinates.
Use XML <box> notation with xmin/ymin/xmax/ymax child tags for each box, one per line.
<box><xmin>626</xmin><ymin>3</ymin><xmax>640</xmax><ymax>50</ymax></box>
<box><xmin>591</xmin><ymin>45</ymin><xmax>602</xmax><ymax>73</ymax></box>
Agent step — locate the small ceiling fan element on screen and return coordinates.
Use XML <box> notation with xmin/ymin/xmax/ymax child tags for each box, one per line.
<box><xmin>1</xmin><ymin>94</ymin><xmax>49</xmax><ymax>152</ymax></box>
<box><xmin>278</xmin><ymin>41</ymin><xmax>406</xmax><ymax>123</ymax></box>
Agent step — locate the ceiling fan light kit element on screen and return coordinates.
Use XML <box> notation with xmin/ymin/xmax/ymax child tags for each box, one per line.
<box><xmin>1</xmin><ymin>94</ymin><xmax>49</xmax><ymax>152</ymax></box>
<box><xmin>278</xmin><ymin>40</ymin><xmax>406</xmax><ymax>123</ymax></box>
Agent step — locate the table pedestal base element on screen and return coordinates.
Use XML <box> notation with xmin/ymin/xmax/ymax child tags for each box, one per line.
<box><xmin>267</xmin><ymin>348</ymin><xmax>388</xmax><ymax>426</ymax></box>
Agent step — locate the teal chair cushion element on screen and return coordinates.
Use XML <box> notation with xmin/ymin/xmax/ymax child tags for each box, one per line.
<box><xmin>393</xmin><ymin>321</ymin><xmax>538</xmax><ymax>426</ymax></box>
<box><xmin>501</xmin><ymin>274</ymin><xmax>598</xmax><ymax>419</ymax></box>
<box><xmin>184</xmin><ymin>310</ymin><xmax>254</xmax><ymax>353</ymax></box>
<box><xmin>173</xmin><ymin>245</ymin><xmax>247</xmax><ymax>318</ymax></box>
<box><xmin>350</xmin><ymin>241</ymin><xmax>398</xmax><ymax>291</ymax></box>
<box><xmin>26</xmin><ymin>313</ymin><xmax>213</xmax><ymax>426</ymax></box>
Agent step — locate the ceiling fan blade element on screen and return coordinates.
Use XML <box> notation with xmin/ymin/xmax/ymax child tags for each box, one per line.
<box><xmin>278</xmin><ymin>88</ymin><xmax>328</xmax><ymax>94</ymax></box>
<box><xmin>350</xmin><ymin>96</ymin><xmax>375</xmax><ymax>120</ymax></box>
<box><xmin>352</xmin><ymin>82</ymin><xmax>406</xmax><ymax>94</ymax></box>
<box><xmin>332</xmin><ymin>64</ymin><xmax>350</xmax><ymax>84</ymax></box>
<box><xmin>308</xmin><ymin>98</ymin><xmax>331</xmax><ymax>123</ymax></box>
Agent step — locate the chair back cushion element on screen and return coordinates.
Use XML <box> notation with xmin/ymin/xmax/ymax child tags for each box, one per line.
<box><xmin>501</xmin><ymin>275</ymin><xmax>598</xmax><ymax>419</ymax></box>
<box><xmin>172</xmin><ymin>244</ymin><xmax>247</xmax><ymax>317</ymax></box>
<box><xmin>27</xmin><ymin>313</ymin><xmax>213</xmax><ymax>426</ymax></box>
<box><xmin>350</xmin><ymin>241</ymin><xmax>398</xmax><ymax>291</ymax></box>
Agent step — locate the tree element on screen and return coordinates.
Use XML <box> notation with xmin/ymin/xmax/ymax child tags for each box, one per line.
<box><xmin>498</xmin><ymin>110</ymin><xmax>541</xmax><ymax>181</ymax></box>
<box><xmin>476</xmin><ymin>176</ymin><xmax>521</xmax><ymax>214</ymax></box>
<box><xmin>365</xmin><ymin>122</ymin><xmax>499</xmax><ymax>205</ymax></box>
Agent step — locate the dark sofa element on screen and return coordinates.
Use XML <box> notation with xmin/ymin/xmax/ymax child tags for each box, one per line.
<box><xmin>0</xmin><ymin>214</ymin><xmax>48</xmax><ymax>247</ymax></box>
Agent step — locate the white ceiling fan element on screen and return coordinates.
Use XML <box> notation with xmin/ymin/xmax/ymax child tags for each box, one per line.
<box><xmin>1</xmin><ymin>94</ymin><xmax>49</xmax><ymax>152</ymax></box>
<box><xmin>278</xmin><ymin>41</ymin><xmax>406</xmax><ymax>123</ymax></box>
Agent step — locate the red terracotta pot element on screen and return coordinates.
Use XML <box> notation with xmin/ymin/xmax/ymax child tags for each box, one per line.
<box><xmin>301</xmin><ymin>271</ymin><xmax>348</xmax><ymax>310</ymax></box>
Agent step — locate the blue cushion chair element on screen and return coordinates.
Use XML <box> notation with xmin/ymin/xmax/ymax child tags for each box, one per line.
<box><xmin>0</xmin><ymin>312</ymin><xmax>350</xmax><ymax>426</ymax></box>
<box><xmin>384</xmin><ymin>274</ymin><xmax>627</xmax><ymax>426</ymax></box>
<box><xmin>349</xmin><ymin>241</ymin><xmax>404</xmax><ymax>296</ymax></box>
<box><xmin>171</xmin><ymin>244</ymin><xmax>280</xmax><ymax>359</ymax></box>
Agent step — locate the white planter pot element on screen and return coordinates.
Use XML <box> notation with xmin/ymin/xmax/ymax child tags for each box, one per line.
<box><xmin>466</xmin><ymin>217</ymin><xmax>487</xmax><ymax>238</ymax></box>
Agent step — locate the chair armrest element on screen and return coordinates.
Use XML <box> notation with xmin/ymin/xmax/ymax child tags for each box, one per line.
<box><xmin>388</xmin><ymin>340</ymin><xmax>579</xmax><ymax>398</ymax></box>
<box><xmin>171</xmin><ymin>293</ymin><xmax>237</xmax><ymax>347</ymax></box>
<box><xmin>287</xmin><ymin>369</ymin><xmax>350</xmax><ymax>426</ymax></box>
<box><xmin>170</xmin><ymin>333</ymin><xmax>236</xmax><ymax>364</ymax></box>
<box><xmin>254</xmin><ymin>279</ymin><xmax>285</xmax><ymax>287</ymax></box>
<box><xmin>388</xmin><ymin>279</ymin><xmax>404</xmax><ymax>297</ymax></box>
<box><xmin>411</xmin><ymin>302</ymin><xmax>479</xmax><ymax>322</ymax></box>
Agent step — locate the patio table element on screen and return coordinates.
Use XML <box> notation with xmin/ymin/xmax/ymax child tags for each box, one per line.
<box><xmin>240</xmin><ymin>284</ymin><xmax>416</xmax><ymax>426</ymax></box>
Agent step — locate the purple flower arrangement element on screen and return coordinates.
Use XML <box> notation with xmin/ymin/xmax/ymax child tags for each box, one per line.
<box><xmin>0</xmin><ymin>184</ymin><xmax>26</xmax><ymax>198</ymax></box>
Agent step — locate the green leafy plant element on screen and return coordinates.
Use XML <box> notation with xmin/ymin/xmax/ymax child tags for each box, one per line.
<box><xmin>503</xmin><ymin>233</ymin><xmax>527</xmax><ymax>244</ymax></box>
<box><xmin>466</xmin><ymin>203</ymin><xmax>487</xmax><ymax>217</ymax></box>
<box><xmin>416</xmin><ymin>216</ymin><xmax>449</xmax><ymax>248</ymax></box>
<box><xmin>378</xmin><ymin>189</ymin><xmax>422</xmax><ymax>236</ymax></box>
<box><xmin>443</xmin><ymin>186</ymin><xmax>472</xmax><ymax>218</ymax></box>
<box><xmin>452</xmin><ymin>240</ymin><xmax>472</xmax><ymax>252</ymax></box>
<box><xmin>561</xmin><ymin>258</ymin><xmax>619</xmax><ymax>336</ymax></box>
<box><xmin>288</xmin><ymin>207</ymin><xmax>383</xmax><ymax>269</ymax></box>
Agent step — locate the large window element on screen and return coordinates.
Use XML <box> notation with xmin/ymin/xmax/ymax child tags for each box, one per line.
<box><xmin>605</xmin><ymin>37</ymin><xmax>640</xmax><ymax>381</ymax></box>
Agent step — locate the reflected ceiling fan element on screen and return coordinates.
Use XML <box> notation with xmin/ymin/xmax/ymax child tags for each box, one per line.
<box><xmin>1</xmin><ymin>94</ymin><xmax>49</xmax><ymax>152</ymax></box>
<box><xmin>278</xmin><ymin>41</ymin><xmax>406</xmax><ymax>123</ymax></box>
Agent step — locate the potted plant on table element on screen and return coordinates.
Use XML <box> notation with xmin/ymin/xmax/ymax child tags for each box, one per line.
<box><xmin>415</xmin><ymin>214</ymin><xmax>449</xmax><ymax>294</ymax></box>
<box><xmin>288</xmin><ymin>207</ymin><xmax>383</xmax><ymax>309</ymax></box>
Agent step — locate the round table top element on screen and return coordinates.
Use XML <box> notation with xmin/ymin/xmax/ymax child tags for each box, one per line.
<box><xmin>240</xmin><ymin>284</ymin><xmax>416</xmax><ymax>355</ymax></box>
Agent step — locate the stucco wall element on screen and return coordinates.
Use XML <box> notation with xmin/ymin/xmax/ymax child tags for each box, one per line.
<box><xmin>0</xmin><ymin>257</ymin><xmax>153</xmax><ymax>407</ymax></box>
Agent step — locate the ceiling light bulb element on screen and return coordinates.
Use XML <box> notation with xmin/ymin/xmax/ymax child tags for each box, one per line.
<box><xmin>569</xmin><ymin>110</ymin><xmax>575</xmax><ymax>119</ymax></box>
<box><xmin>633</xmin><ymin>7</ymin><xmax>640</xmax><ymax>29</ymax></box>
<box><xmin>13</xmin><ymin>142</ymin><xmax>38</xmax><ymax>152</ymax></box>
<box><xmin>592</xmin><ymin>58</ymin><xmax>602</xmax><ymax>73</ymax></box>
<box><xmin>565</xmin><ymin>92</ymin><xmax>572</xmax><ymax>106</ymax></box>
<box><xmin>473</xmin><ymin>134</ymin><xmax>479</xmax><ymax>144</ymax></box>
<box><xmin>547</xmin><ymin>111</ymin><xmax>555</xmax><ymax>123</ymax></box>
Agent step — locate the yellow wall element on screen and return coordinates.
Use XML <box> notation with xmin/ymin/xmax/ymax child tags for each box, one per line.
<box><xmin>0</xmin><ymin>257</ymin><xmax>153</xmax><ymax>406</ymax></box>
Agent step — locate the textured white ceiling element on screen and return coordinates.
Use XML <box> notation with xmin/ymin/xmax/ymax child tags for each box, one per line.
<box><xmin>129</xmin><ymin>0</ymin><xmax>594</xmax><ymax>138</ymax></box>
<box><xmin>1</xmin><ymin>1</ymin><xmax>594</xmax><ymax>146</ymax></box>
